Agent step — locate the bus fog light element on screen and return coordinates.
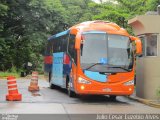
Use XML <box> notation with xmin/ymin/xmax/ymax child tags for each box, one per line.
<box><xmin>78</xmin><ymin>77</ymin><xmax>91</xmax><ymax>84</ymax></box>
<box><xmin>124</xmin><ymin>80</ymin><xmax>134</xmax><ymax>86</ymax></box>
<box><xmin>129</xmin><ymin>88</ymin><xmax>132</xmax><ymax>91</ymax></box>
<box><xmin>81</xmin><ymin>85</ymin><xmax>85</xmax><ymax>90</ymax></box>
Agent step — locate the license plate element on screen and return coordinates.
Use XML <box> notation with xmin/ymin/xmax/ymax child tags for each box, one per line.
<box><xmin>102</xmin><ymin>88</ymin><xmax>112</xmax><ymax>92</ymax></box>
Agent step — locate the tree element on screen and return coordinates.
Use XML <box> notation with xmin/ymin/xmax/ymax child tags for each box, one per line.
<box><xmin>0</xmin><ymin>0</ymin><xmax>68</xmax><ymax>71</ymax></box>
<box><xmin>60</xmin><ymin>0</ymin><xmax>93</xmax><ymax>26</ymax></box>
<box><xmin>90</xmin><ymin>0</ymin><xmax>160</xmax><ymax>34</ymax></box>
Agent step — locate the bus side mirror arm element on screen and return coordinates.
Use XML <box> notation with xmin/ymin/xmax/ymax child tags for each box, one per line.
<box><xmin>75</xmin><ymin>33</ymin><xmax>81</xmax><ymax>50</ymax></box>
<box><xmin>130</xmin><ymin>36</ymin><xmax>142</xmax><ymax>56</ymax></box>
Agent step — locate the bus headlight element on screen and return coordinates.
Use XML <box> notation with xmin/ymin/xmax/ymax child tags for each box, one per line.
<box><xmin>124</xmin><ymin>80</ymin><xmax>134</xmax><ymax>86</ymax></box>
<box><xmin>78</xmin><ymin>77</ymin><xmax>91</xmax><ymax>84</ymax></box>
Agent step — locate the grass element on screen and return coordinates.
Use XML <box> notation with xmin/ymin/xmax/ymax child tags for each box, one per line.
<box><xmin>0</xmin><ymin>71</ymin><xmax>20</xmax><ymax>79</ymax></box>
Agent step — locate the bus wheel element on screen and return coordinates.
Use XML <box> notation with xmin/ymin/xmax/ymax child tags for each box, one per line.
<box><xmin>49</xmin><ymin>72</ymin><xmax>55</xmax><ymax>89</ymax></box>
<box><xmin>67</xmin><ymin>81</ymin><xmax>75</xmax><ymax>97</ymax></box>
<box><xmin>109</xmin><ymin>95</ymin><xmax>116</xmax><ymax>101</ymax></box>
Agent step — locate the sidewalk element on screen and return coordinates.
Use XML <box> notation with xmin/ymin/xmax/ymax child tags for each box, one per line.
<box><xmin>128</xmin><ymin>92</ymin><xmax>160</xmax><ymax>108</ymax></box>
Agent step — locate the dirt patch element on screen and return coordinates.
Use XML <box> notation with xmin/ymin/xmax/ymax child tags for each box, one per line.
<box><xmin>32</xmin><ymin>92</ymin><xmax>41</xmax><ymax>96</ymax></box>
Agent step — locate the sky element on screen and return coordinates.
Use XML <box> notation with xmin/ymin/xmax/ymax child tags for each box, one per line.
<box><xmin>93</xmin><ymin>0</ymin><xmax>106</xmax><ymax>3</ymax></box>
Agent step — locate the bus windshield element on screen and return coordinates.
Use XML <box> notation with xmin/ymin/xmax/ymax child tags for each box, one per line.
<box><xmin>80</xmin><ymin>32</ymin><xmax>133</xmax><ymax>73</ymax></box>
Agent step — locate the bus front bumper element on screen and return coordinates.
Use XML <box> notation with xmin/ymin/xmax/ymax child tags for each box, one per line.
<box><xmin>75</xmin><ymin>83</ymin><xmax>134</xmax><ymax>96</ymax></box>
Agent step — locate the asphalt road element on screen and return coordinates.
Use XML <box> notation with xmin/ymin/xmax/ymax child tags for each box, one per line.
<box><xmin>0</xmin><ymin>77</ymin><xmax>160</xmax><ymax>115</ymax></box>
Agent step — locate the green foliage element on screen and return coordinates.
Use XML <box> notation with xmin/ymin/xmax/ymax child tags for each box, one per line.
<box><xmin>0</xmin><ymin>1</ymin><xmax>8</xmax><ymax>32</ymax></box>
<box><xmin>88</xmin><ymin>0</ymin><xmax>160</xmax><ymax>34</ymax></box>
<box><xmin>0</xmin><ymin>0</ymin><xmax>68</xmax><ymax>71</ymax></box>
<box><xmin>0</xmin><ymin>65</ymin><xmax>20</xmax><ymax>78</ymax></box>
<box><xmin>0</xmin><ymin>72</ymin><xmax>20</xmax><ymax>78</ymax></box>
<box><xmin>60</xmin><ymin>0</ymin><xmax>93</xmax><ymax>25</ymax></box>
<box><xmin>8</xmin><ymin>66</ymin><xmax>17</xmax><ymax>73</ymax></box>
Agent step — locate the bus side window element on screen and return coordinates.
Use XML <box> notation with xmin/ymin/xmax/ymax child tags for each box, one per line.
<box><xmin>68</xmin><ymin>34</ymin><xmax>77</xmax><ymax>64</ymax></box>
<box><xmin>53</xmin><ymin>35</ymin><xmax>68</xmax><ymax>53</ymax></box>
<box><xmin>45</xmin><ymin>40</ymin><xmax>53</xmax><ymax>55</ymax></box>
<box><xmin>53</xmin><ymin>38</ymin><xmax>60</xmax><ymax>53</ymax></box>
<box><xmin>61</xmin><ymin>35</ymin><xmax>68</xmax><ymax>52</ymax></box>
<box><xmin>53</xmin><ymin>39</ymin><xmax>57</xmax><ymax>53</ymax></box>
<box><xmin>45</xmin><ymin>43</ymin><xmax>50</xmax><ymax>55</ymax></box>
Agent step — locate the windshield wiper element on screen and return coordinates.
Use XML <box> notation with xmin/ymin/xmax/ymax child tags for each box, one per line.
<box><xmin>108</xmin><ymin>66</ymin><xmax>130</xmax><ymax>72</ymax></box>
<box><xmin>86</xmin><ymin>63</ymin><xmax>101</xmax><ymax>70</ymax></box>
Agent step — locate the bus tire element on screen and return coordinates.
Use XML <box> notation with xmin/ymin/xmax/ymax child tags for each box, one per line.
<box><xmin>67</xmin><ymin>79</ymin><xmax>75</xmax><ymax>97</ymax></box>
<box><xmin>109</xmin><ymin>95</ymin><xmax>116</xmax><ymax>101</ymax></box>
<box><xmin>49</xmin><ymin>72</ymin><xmax>55</xmax><ymax>89</ymax></box>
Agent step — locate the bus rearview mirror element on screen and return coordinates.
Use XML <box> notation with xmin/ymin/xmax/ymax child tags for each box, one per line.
<box><xmin>75</xmin><ymin>33</ymin><xmax>81</xmax><ymax>49</ymax></box>
<box><xmin>130</xmin><ymin>36</ymin><xmax>142</xmax><ymax>55</ymax></box>
<box><xmin>135</xmin><ymin>37</ymin><xmax>142</xmax><ymax>55</ymax></box>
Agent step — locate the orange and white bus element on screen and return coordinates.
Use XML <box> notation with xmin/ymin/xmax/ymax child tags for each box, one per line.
<box><xmin>44</xmin><ymin>20</ymin><xmax>142</xmax><ymax>98</ymax></box>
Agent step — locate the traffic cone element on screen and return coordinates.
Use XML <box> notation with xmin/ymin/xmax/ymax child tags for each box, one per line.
<box><xmin>28</xmin><ymin>71</ymin><xmax>39</xmax><ymax>91</ymax></box>
<box><xmin>6</xmin><ymin>76</ymin><xmax>22</xmax><ymax>101</ymax></box>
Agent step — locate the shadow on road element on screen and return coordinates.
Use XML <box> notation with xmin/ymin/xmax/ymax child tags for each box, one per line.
<box><xmin>50</xmin><ymin>86</ymin><xmax>130</xmax><ymax>105</ymax></box>
<box><xmin>79</xmin><ymin>95</ymin><xmax>130</xmax><ymax>105</ymax></box>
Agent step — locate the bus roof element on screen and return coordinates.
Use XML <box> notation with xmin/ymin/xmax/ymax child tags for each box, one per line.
<box><xmin>48</xmin><ymin>20</ymin><xmax>130</xmax><ymax>41</ymax></box>
<box><xmin>70</xmin><ymin>20</ymin><xmax>130</xmax><ymax>36</ymax></box>
<box><xmin>48</xmin><ymin>30</ymin><xmax>69</xmax><ymax>41</ymax></box>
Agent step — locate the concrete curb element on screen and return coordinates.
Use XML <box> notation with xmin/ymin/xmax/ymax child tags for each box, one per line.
<box><xmin>128</xmin><ymin>96</ymin><xmax>160</xmax><ymax>108</ymax></box>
